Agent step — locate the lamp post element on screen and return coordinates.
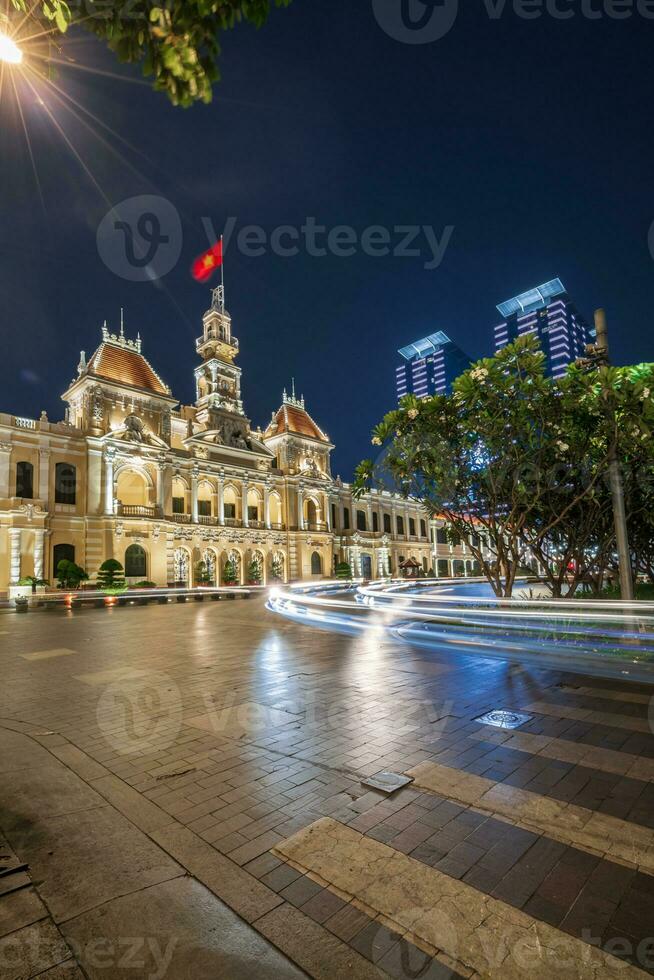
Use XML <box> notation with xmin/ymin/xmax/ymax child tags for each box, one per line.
<box><xmin>582</xmin><ymin>309</ymin><xmax>634</xmax><ymax>601</ymax></box>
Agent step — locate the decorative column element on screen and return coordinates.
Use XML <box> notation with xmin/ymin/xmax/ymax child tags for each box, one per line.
<box><xmin>191</xmin><ymin>465</ymin><xmax>199</xmax><ymax>523</ymax></box>
<box><xmin>217</xmin><ymin>471</ymin><xmax>225</xmax><ymax>525</ymax></box>
<box><xmin>242</xmin><ymin>479</ymin><xmax>249</xmax><ymax>528</ymax></box>
<box><xmin>38</xmin><ymin>448</ymin><xmax>50</xmax><ymax>504</ymax></box>
<box><xmin>156</xmin><ymin>460</ymin><xmax>165</xmax><ymax>515</ymax></box>
<box><xmin>9</xmin><ymin>528</ymin><xmax>21</xmax><ymax>584</ymax></box>
<box><xmin>338</xmin><ymin>497</ymin><xmax>344</xmax><ymax>531</ymax></box>
<box><xmin>0</xmin><ymin>443</ymin><xmax>11</xmax><ymax>498</ymax></box>
<box><xmin>326</xmin><ymin>496</ymin><xmax>332</xmax><ymax>532</ymax></box>
<box><xmin>297</xmin><ymin>485</ymin><xmax>304</xmax><ymax>530</ymax></box>
<box><xmin>264</xmin><ymin>482</ymin><xmax>271</xmax><ymax>529</ymax></box>
<box><xmin>33</xmin><ymin>528</ymin><xmax>45</xmax><ymax>579</ymax></box>
<box><xmin>104</xmin><ymin>449</ymin><xmax>115</xmax><ymax>515</ymax></box>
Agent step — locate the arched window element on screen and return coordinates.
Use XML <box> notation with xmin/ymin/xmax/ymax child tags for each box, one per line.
<box><xmin>172</xmin><ymin>478</ymin><xmax>186</xmax><ymax>515</ymax></box>
<box><xmin>53</xmin><ymin>543</ymin><xmax>75</xmax><ymax>571</ymax></box>
<box><xmin>16</xmin><ymin>461</ymin><xmax>34</xmax><ymax>499</ymax></box>
<box><xmin>396</xmin><ymin>515</ymin><xmax>405</xmax><ymax>536</ymax></box>
<box><xmin>356</xmin><ymin>509</ymin><xmax>367</xmax><ymax>531</ymax></box>
<box><xmin>383</xmin><ymin>513</ymin><xmax>391</xmax><ymax>533</ymax></box>
<box><xmin>198</xmin><ymin>481</ymin><xmax>213</xmax><ymax>517</ymax></box>
<box><xmin>310</xmin><ymin>551</ymin><xmax>322</xmax><ymax>576</ymax></box>
<box><xmin>125</xmin><ymin>544</ymin><xmax>147</xmax><ymax>578</ymax></box>
<box><xmin>55</xmin><ymin>463</ymin><xmax>76</xmax><ymax>504</ymax></box>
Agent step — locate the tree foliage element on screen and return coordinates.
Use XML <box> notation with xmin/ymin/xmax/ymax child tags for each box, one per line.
<box><xmin>354</xmin><ymin>335</ymin><xmax>654</xmax><ymax>598</ymax></box>
<box><xmin>11</xmin><ymin>0</ymin><xmax>292</xmax><ymax>106</ymax></box>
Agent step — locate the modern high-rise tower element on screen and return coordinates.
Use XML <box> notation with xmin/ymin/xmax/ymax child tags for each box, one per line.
<box><xmin>493</xmin><ymin>278</ymin><xmax>594</xmax><ymax>380</ymax></box>
<box><xmin>396</xmin><ymin>331</ymin><xmax>472</xmax><ymax>402</ymax></box>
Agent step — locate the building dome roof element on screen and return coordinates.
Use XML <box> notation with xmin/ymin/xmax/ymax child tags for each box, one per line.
<box><xmin>86</xmin><ymin>329</ymin><xmax>170</xmax><ymax>397</ymax></box>
<box><xmin>264</xmin><ymin>391</ymin><xmax>330</xmax><ymax>444</ymax></box>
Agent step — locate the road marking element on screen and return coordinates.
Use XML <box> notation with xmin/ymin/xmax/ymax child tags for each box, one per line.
<box><xmin>73</xmin><ymin>667</ymin><xmax>146</xmax><ymax>686</ymax></box>
<box><xmin>469</xmin><ymin>727</ymin><xmax>654</xmax><ymax>781</ymax></box>
<box><xmin>21</xmin><ymin>648</ymin><xmax>76</xmax><ymax>661</ymax></box>
<box><xmin>274</xmin><ymin>817</ymin><xmax>646</xmax><ymax>979</ymax></box>
<box><xmin>556</xmin><ymin>684</ymin><xmax>651</xmax><ymax>705</ymax></box>
<box><xmin>407</xmin><ymin>760</ymin><xmax>654</xmax><ymax>874</ymax></box>
<box><xmin>523</xmin><ymin>699</ymin><xmax>651</xmax><ymax>733</ymax></box>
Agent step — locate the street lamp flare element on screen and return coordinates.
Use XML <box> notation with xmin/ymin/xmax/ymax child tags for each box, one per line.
<box><xmin>0</xmin><ymin>32</ymin><xmax>23</xmax><ymax>65</ymax></box>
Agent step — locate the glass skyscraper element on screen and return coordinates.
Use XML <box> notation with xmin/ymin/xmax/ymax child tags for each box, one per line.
<box><xmin>396</xmin><ymin>331</ymin><xmax>472</xmax><ymax>402</ymax></box>
<box><xmin>493</xmin><ymin>278</ymin><xmax>594</xmax><ymax>380</ymax></box>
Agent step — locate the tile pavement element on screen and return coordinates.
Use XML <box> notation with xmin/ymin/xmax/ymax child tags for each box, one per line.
<box><xmin>1</xmin><ymin>596</ymin><xmax>654</xmax><ymax>976</ymax></box>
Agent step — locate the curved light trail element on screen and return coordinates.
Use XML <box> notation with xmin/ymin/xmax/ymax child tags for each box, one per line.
<box><xmin>267</xmin><ymin>579</ymin><xmax>654</xmax><ymax>682</ymax></box>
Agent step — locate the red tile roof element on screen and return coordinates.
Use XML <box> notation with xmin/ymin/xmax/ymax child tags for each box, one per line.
<box><xmin>87</xmin><ymin>343</ymin><xmax>170</xmax><ymax>396</ymax></box>
<box><xmin>264</xmin><ymin>403</ymin><xmax>329</xmax><ymax>443</ymax></box>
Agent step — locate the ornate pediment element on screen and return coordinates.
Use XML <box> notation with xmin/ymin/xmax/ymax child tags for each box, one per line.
<box><xmin>109</xmin><ymin>413</ymin><xmax>169</xmax><ymax>449</ymax></box>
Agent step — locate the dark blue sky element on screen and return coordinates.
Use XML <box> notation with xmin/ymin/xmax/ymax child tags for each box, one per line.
<box><xmin>2</xmin><ymin>0</ymin><xmax>653</xmax><ymax>477</ymax></box>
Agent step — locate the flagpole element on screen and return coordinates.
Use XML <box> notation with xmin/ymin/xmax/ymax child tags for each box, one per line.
<box><xmin>220</xmin><ymin>234</ymin><xmax>224</xmax><ymax>311</ymax></box>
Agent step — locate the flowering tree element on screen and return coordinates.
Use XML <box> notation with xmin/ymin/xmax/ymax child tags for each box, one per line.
<box><xmin>354</xmin><ymin>336</ymin><xmax>654</xmax><ymax>597</ymax></box>
<box><xmin>10</xmin><ymin>0</ymin><xmax>292</xmax><ymax>106</ymax></box>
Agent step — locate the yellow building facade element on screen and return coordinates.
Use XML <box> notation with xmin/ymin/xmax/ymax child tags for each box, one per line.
<box><xmin>0</xmin><ymin>290</ymin><xmax>482</xmax><ymax>592</ymax></box>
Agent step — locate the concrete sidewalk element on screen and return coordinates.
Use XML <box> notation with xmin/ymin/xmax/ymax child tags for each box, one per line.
<box><xmin>0</xmin><ymin>724</ymin><xmax>307</xmax><ymax>979</ymax></box>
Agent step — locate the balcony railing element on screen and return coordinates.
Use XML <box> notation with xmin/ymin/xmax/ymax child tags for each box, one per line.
<box><xmin>163</xmin><ymin>513</ymin><xmax>286</xmax><ymax>531</ymax></box>
<box><xmin>305</xmin><ymin>522</ymin><xmax>328</xmax><ymax>532</ymax></box>
<box><xmin>117</xmin><ymin>504</ymin><xmax>162</xmax><ymax>518</ymax></box>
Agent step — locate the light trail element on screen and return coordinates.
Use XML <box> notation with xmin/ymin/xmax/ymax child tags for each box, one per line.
<box><xmin>267</xmin><ymin>579</ymin><xmax>654</xmax><ymax>681</ymax></box>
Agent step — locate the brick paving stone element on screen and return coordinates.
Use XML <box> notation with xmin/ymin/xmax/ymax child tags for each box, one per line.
<box><xmin>350</xmin><ymin>920</ymin><xmax>402</xmax><ymax>963</ymax></box>
<box><xmin>3</xmin><ymin>597</ymin><xmax>654</xmax><ymax>978</ymax></box>
<box><xmin>280</xmin><ymin>874</ymin><xmax>325</xmax><ymax>908</ymax></box>
<box><xmin>300</xmin><ymin>887</ymin><xmax>347</xmax><ymax>924</ymax></box>
<box><xmin>262</xmin><ymin>863</ymin><xmax>305</xmax><ymax>892</ymax></box>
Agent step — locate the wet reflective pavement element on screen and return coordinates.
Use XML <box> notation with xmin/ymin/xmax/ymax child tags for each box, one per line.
<box><xmin>1</xmin><ymin>595</ymin><xmax>654</xmax><ymax>977</ymax></box>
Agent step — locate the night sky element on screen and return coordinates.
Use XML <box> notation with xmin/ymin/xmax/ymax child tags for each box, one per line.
<box><xmin>2</xmin><ymin>0</ymin><xmax>653</xmax><ymax>478</ymax></box>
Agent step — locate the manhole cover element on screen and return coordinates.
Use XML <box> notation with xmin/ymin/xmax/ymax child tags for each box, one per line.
<box><xmin>361</xmin><ymin>771</ymin><xmax>414</xmax><ymax>794</ymax></box>
<box><xmin>474</xmin><ymin>709</ymin><xmax>532</xmax><ymax>730</ymax></box>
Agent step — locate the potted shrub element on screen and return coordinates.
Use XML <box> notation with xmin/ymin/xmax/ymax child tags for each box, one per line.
<box><xmin>97</xmin><ymin>559</ymin><xmax>126</xmax><ymax>593</ymax></box>
<box><xmin>18</xmin><ymin>575</ymin><xmax>49</xmax><ymax>594</ymax></box>
<box><xmin>56</xmin><ymin>559</ymin><xmax>88</xmax><ymax>590</ymax></box>
<box><xmin>223</xmin><ymin>558</ymin><xmax>238</xmax><ymax>587</ymax></box>
<box><xmin>335</xmin><ymin>561</ymin><xmax>352</xmax><ymax>581</ymax></box>
<box><xmin>247</xmin><ymin>557</ymin><xmax>262</xmax><ymax>585</ymax></box>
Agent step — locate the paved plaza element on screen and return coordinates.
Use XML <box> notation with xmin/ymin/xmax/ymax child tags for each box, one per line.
<box><xmin>1</xmin><ymin>596</ymin><xmax>654</xmax><ymax>978</ymax></box>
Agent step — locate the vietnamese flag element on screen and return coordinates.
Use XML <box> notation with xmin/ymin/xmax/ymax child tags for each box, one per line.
<box><xmin>192</xmin><ymin>239</ymin><xmax>223</xmax><ymax>282</ymax></box>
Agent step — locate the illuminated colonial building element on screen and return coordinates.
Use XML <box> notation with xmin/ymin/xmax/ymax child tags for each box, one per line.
<box><xmin>0</xmin><ymin>290</ymin><xmax>482</xmax><ymax>591</ymax></box>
